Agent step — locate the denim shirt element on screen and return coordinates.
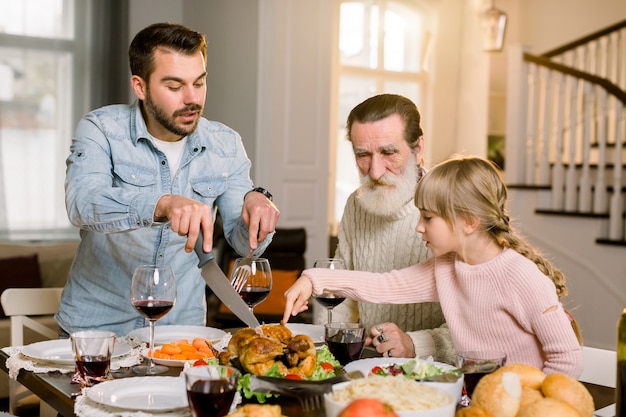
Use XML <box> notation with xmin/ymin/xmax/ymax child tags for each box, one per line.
<box><xmin>56</xmin><ymin>101</ymin><xmax>272</xmax><ymax>336</ymax></box>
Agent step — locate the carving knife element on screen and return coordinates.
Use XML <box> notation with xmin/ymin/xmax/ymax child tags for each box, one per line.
<box><xmin>194</xmin><ymin>234</ymin><xmax>261</xmax><ymax>329</ymax></box>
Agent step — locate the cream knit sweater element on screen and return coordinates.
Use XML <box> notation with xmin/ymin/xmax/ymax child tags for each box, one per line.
<box><xmin>305</xmin><ymin>249</ymin><xmax>584</xmax><ymax>377</ymax></box>
<box><xmin>321</xmin><ymin>190</ymin><xmax>456</xmax><ymax>364</ymax></box>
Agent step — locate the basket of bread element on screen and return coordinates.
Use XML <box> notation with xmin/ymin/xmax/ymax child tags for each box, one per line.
<box><xmin>456</xmin><ymin>363</ymin><xmax>594</xmax><ymax>417</ymax></box>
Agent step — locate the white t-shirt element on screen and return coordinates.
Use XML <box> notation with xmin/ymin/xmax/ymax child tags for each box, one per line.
<box><xmin>151</xmin><ymin>136</ymin><xmax>187</xmax><ymax>178</ymax></box>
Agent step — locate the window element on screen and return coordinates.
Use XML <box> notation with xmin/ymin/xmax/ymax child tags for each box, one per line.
<box><xmin>0</xmin><ymin>0</ymin><xmax>90</xmax><ymax>235</ymax></box>
<box><xmin>333</xmin><ymin>0</ymin><xmax>434</xmax><ymax>230</ymax></box>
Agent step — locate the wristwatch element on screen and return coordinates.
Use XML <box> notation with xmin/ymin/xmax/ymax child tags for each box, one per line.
<box><xmin>245</xmin><ymin>187</ymin><xmax>273</xmax><ymax>201</ymax></box>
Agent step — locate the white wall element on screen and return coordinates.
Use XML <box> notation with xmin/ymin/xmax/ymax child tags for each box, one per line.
<box><xmin>520</xmin><ymin>0</ymin><xmax>626</xmax><ymax>53</ymax></box>
<box><xmin>509</xmin><ymin>189</ymin><xmax>626</xmax><ymax>350</ymax></box>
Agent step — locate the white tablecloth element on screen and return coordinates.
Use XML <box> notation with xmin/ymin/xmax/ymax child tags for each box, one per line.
<box><xmin>2</xmin><ymin>337</ymin><xmax>143</xmax><ymax>379</ymax></box>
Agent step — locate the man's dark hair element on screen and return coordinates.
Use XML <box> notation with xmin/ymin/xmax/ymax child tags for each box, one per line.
<box><xmin>346</xmin><ymin>93</ymin><xmax>424</xmax><ymax>151</ymax></box>
<box><xmin>128</xmin><ymin>22</ymin><xmax>207</xmax><ymax>82</ymax></box>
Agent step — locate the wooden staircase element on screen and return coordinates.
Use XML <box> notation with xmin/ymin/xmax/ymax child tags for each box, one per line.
<box><xmin>505</xmin><ymin>19</ymin><xmax>626</xmax><ymax>246</ymax></box>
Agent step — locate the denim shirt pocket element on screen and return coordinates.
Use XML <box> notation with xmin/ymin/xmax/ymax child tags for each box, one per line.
<box><xmin>113</xmin><ymin>162</ymin><xmax>158</xmax><ymax>190</ymax></box>
<box><xmin>191</xmin><ymin>177</ymin><xmax>227</xmax><ymax>205</ymax></box>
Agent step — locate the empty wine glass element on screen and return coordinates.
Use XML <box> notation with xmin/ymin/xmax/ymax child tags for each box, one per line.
<box><xmin>312</xmin><ymin>258</ymin><xmax>346</xmax><ymax>324</ymax></box>
<box><xmin>231</xmin><ymin>258</ymin><xmax>272</xmax><ymax>315</ymax></box>
<box><xmin>130</xmin><ymin>265</ymin><xmax>177</xmax><ymax>375</ymax></box>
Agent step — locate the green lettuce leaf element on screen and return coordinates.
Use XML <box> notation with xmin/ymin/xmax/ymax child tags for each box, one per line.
<box><xmin>310</xmin><ymin>345</ymin><xmax>341</xmax><ymax>380</ymax></box>
<box><xmin>399</xmin><ymin>359</ymin><xmax>445</xmax><ymax>379</ymax></box>
<box><xmin>237</xmin><ymin>363</ymin><xmax>281</xmax><ymax>403</ymax></box>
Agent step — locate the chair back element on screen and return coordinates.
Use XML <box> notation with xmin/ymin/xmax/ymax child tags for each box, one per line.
<box><xmin>209</xmin><ymin>221</ymin><xmax>308</xmax><ymax>327</ymax></box>
<box><xmin>0</xmin><ymin>287</ymin><xmax>63</xmax><ymax>346</ymax></box>
<box><xmin>579</xmin><ymin>346</ymin><xmax>616</xmax><ymax>388</ymax></box>
<box><xmin>0</xmin><ymin>287</ymin><xmax>63</xmax><ymax>416</ymax></box>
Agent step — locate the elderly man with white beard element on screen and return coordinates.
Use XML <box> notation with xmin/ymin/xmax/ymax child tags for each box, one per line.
<box><xmin>322</xmin><ymin>94</ymin><xmax>456</xmax><ymax>364</ymax></box>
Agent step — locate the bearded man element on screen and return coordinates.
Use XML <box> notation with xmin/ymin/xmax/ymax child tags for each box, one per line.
<box><xmin>58</xmin><ymin>23</ymin><xmax>279</xmax><ymax>337</ymax></box>
<box><xmin>323</xmin><ymin>94</ymin><xmax>455</xmax><ymax>364</ymax></box>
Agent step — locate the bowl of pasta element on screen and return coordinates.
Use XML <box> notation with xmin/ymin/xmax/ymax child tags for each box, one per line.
<box><xmin>343</xmin><ymin>357</ymin><xmax>463</xmax><ymax>402</ymax></box>
<box><xmin>324</xmin><ymin>375</ymin><xmax>456</xmax><ymax>417</ymax></box>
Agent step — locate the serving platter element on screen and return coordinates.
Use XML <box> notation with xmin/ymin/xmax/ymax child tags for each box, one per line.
<box><xmin>21</xmin><ymin>339</ymin><xmax>132</xmax><ymax>366</ymax></box>
<box><xmin>85</xmin><ymin>376</ymin><xmax>187</xmax><ymax>411</ymax></box>
<box><xmin>127</xmin><ymin>325</ymin><xmax>226</xmax><ymax>345</ymax></box>
<box><xmin>284</xmin><ymin>323</ymin><xmax>324</xmax><ymax>343</ymax></box>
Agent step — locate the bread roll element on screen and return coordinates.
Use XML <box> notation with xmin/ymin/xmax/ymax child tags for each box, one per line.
<box><xmin>495</xmin><ymin>363</ymin><xmax>546</xmax><ymax>389</ymax></box>
<box><xmin>517</xmin><ymin>397</ymin><xmax>580</xmax><ymax>417</ymax></box>
<box><xmin>227</xmin><ymin>404</ymin><xmax>283</xmax><ymax>417</ymax></box>
<box><xmin>472</xmin><ymin>371</ymin><xmax>522</xmax><ymax>417</ymax></box>
<box><xmin>541</xmin><ymin>373</ymin><xmax>594</xmax><ymax>417</ymax></box>
<box><xmin>519</xmin><ymin>386</ymin><xmax>544</xmax><ymax>409</ymax></box>
<box><xmin>455</xmin><ymin>406</ymin><xmax>495</xmax><ymax>417</ymax></box>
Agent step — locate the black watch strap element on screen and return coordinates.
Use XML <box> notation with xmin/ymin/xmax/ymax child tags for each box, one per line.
<box><xmin>246</xmin><ymin>187</ymin><xmax>273</xmax><ymax>201</ymax></box>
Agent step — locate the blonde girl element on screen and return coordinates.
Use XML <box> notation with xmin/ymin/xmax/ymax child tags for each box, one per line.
<box><xmin>283</xmin><ymin>155</ymin><xmax>583</xmax><ymax>377</ymax></box>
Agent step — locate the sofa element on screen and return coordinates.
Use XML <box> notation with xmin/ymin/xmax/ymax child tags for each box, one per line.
<box><xmin>0</xmin><ymin>240</ymin><xmax>78</xmax><ymax>399</ymax></box>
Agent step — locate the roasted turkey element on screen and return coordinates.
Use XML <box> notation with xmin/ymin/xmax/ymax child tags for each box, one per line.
<box><xmin>220</xmin><ymin>323</ymin><xmax>317</xmax><ymax>378</ymax></box>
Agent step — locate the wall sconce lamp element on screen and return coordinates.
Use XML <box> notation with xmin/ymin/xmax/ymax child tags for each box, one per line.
<box><xmin>480</xmin><ymin>0</ymin><xmax>507</xmax><ymax>52</ymax></box>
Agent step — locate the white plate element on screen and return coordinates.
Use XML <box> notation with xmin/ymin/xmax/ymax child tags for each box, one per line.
<box><xmin>344</xmin><ymin>357</ymin><xmax>463</xmax><ymax>402</ymax></box>
<box><xmin>86</xmin><ymin>376</ymin><xmax>187</xmax><ymax>412</ymax></box>
<box><xmin>146</xmin><ymin>355</ymin><xmax>189</xmax><ymax>367</ymax></box>
<box><xmin>21</xmin><ymin>339</ymin><xmax>132</xmax><ymax>366</ymax></box>
<box><xmin>142</xmin><ymin>350</ymin><xmax>216</xmax><ymax>368</ymax></box>
<box><xmin>127</xmin><ymin>325</ymin><xmax>226</xmax><ymax>345</ymax></box>
<box><xmin>283</xmin><ymin>323</ymin><xmax>324</xmax><ymax>343</ymax></box>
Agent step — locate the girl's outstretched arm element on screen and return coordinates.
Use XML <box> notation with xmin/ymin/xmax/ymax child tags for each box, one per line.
<box><xmin>282</xmin><ymin>275</ymin><xmax>314</xmax><ymax>323</ymax></box>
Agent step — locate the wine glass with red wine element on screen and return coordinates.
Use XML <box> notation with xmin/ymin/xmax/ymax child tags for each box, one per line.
<box><xmin>130</xmin><ymin>264</ymin><xmax>177</xmax><ymax>375</ymax></box>
<box><xmin>231</xmin><ymin>258</ymin><xmax>272</xmax><ymax>315</ymax></box>
<box><xmin>184</xmin><ymin>365</ymin><xmax>240</xmax><ymax>417</ymax></box>
<box><xmin>312</xmin><ymin>258</ymin><xmax>346</xmax><ymax>324</ymax></box>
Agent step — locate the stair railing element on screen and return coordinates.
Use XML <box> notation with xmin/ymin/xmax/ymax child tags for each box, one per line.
<box><xmin>542</xmin><ymin>20</ymin><xmax>626</xmax><ymax>91</ymax></box>
<box><xmin>505</xmin><ymin>21</ymin><xmax>626</xmax><ymax>243</ymax></box>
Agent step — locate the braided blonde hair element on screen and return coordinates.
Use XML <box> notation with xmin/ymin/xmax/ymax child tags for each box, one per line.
<box><xmin>415</xmin><ymin>155</ymin><xmax>581</xmax><ymax>342</ymax></box>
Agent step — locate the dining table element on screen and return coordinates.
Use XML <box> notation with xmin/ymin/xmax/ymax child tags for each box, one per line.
<box><xmin>0</xmin><ymin>340</ymin><xmax>325</xmax><ymax>417</ymax></box>
<box><xmin>0</xmin><ymin>338</ymin><xmax>617</xmax><ymax>417</ymax></box>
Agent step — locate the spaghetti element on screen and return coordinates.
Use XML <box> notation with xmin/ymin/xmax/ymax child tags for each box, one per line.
<box><xmin>331</xmin><ymin>375</ymin><xmax>452</xmax><ymax>411</ymax></box>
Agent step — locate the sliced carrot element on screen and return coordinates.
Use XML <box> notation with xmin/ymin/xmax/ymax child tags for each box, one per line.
<box><xmin>151</xmin><ymin>338</ymin><xmax>216</xmax><ymax>361</ymax></box>
<box><xmin>161</xmin><ymin>344</ymin><xmax>183</xmax><ymax>355</ymax></box>
<box><xmin>185</xmin><ymin>352</ymin><xmax>206</xmax><ymax>360</ymax></box>
<box><xmin>178</xmin><ymin>344</ymin><xmax>196</xmax><ymax>352</ymax></box>
<box><xmin>192</xmin><ymin>338</ymin><xmax>213</xmax><ymax>350</ymax></box>
<box><xmin>152</xmin><ymin>351</ymin><xmax>171</xmax><ymax>359</ymax></box>
<box><xmin>170</xmin><ymin>353</ymin><xmax>187</xmax><ymax>360</ymax></box>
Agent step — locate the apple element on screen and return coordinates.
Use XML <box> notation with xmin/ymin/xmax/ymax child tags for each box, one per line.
<box><xmin>337</xmin><ymin>398</ymin><xmax>399</xmax><ymax>417</ymax></box>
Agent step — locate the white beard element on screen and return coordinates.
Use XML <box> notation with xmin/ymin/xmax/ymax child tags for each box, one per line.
<box><xmin>356</xmin><ymin>162</ymin><xmax>419</xmax><ymax>217</ymax></box>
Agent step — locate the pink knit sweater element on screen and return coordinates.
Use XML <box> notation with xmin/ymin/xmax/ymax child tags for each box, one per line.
<box><xmin>304</xmin><ymin>248</ymin><xmax>583</xmax><ymax>377</ymax></box>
